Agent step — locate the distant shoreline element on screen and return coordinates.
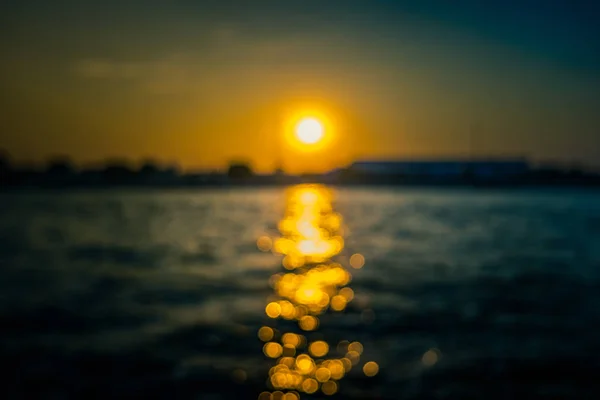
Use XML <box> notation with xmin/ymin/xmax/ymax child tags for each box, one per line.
<box><xmin>3</xmin><ymin>181</ymin><xmax>600</xmax><ymax>192</ymax></box>
<box><xmin>3</xmin><ymin>156</ymin><xmax>599</xmax><ymax>191</ymax></box>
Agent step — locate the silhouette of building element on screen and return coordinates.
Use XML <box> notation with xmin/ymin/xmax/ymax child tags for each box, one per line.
<box><xmin>349</xmin><ymin>158</ymin><xmax>530</xmax><ymax>180</ymax></box>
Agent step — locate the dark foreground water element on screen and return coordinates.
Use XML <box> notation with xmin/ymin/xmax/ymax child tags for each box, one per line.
<box><xmin>1</xmin><ymin>187</ymin><xmax>600</xmax><ymax>399</ymax></box>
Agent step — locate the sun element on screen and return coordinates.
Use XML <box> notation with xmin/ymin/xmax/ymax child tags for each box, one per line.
<box><xmin>295</xmin><ymin>117</ymin><xmax>324</xmax><ymax>145</ymax></box>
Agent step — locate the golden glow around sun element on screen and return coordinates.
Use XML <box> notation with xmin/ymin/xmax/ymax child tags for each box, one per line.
<box><xmin>281</xmin><ymin>105</ymin><xmax>336</xmax><ymax>158</ymax></box>
<box><xmin>295</xmin><ymin>118</ymin><xmax>324</xmax><ymax>145</ymax></box>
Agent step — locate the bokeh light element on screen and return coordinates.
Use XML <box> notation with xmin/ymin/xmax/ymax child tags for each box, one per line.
<box><xmin>315</xmin><ymin>367</ymin><xmax>332</xmax><ymax>382</ymax></box>
<box><xmin>327</xmin><ymin>359</ymin><xmax>346</xmax><ymax>380</ymax></box>
<box><xmin>258</xmin><ymin>326</ymin><xmax>274</xmax><ymax>342</ymax></box>
<box><xmin>282</xmin><ymin>344</ymin><xmax>296</xmax><ymax>357</ymax></box>
<box><xmin>349</xmin><ymin>253</ymin><xmax>365</xmax><ymax>269</ymax></box>
<box><xmin>282</xmin><ymin>333</ymin><xmax>303</xmax><ymax>348</ymax></box>
<box><xmin>295</xmin><ymin>354</ymin><xmax>316</xmax><ymax>375</ymax></box>
<box><xmin>422</xmin><ymin>348</ymin><xmax>441</xmax><ymax>367</ymax></box>
<box><xmin>308</xmin><ymin>341</ymin><xmax>329</xmax><ymax>357</ymax></box>
<box><xmin>348</xmin><ymin>341</ymin><xmax>364</xmax><ymax>355</ymax></box>
<box><xmin>346</xmin><ymin>350</ymin><xmax>361</xmax><ymax>366</ymax></box>
<box><xmin>363</xmin><ymin>361</ymin><xmax>380</xmax><ymax>377</ymax></box>
<box><xmin>298</xmin><ymin>315</ymin><xmax>319</xmax><ymax>331</ymax></box>
<box><xmin>258</xmin><ymin>392</ymin><xmax>271</xmax><ymax>400</ymax></box>
<box><xmin>266</xmin><ymin>302</ymin><xmax>282</xmax><ymax>318</ymax></box>
<box><xmin>330</xmin><ymin>294</ymin><xmax>347</xmax><ymax>311</ymax></box>
<box><xmin>340</xmin><ymin>357</ymin><xmax>353</xmax><ymax>372</ymax></box>
<box><xmin>301</xmin><ymin>378</ymin><xmax>319</xmax><ymax>394</ymax></box>
<box><xmin>257</xmin><ymin>236</ymin><xmax>273</xmax><ymax>252</ymax></box>
<box><xmin>339</xmin><ymin>287</ymin><xmax>354</xmax><ymax>301</ymax></box>
<box><xmin>259</xmin><ymin>184</ymin><xmax>379</xmax><ymax>397</ymax></box>
<box><xmin>264</xmin><ymin>342</ymin><xmax>283</xmax><ymax>358</ymax></box>
<box><xmin>321</xmin><ymin>380</ymin><xmax>338</xmax><ymax>395</ymax></box>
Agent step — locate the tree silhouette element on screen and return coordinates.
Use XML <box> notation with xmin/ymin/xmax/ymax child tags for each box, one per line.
<box><xmin>46</xmin><ymin>156</ymin><xmax>75</xmax><ymax>176</ymax></box>
<box><xmin>139</xmin><ymin>160</ymin><xmax>160</xmax><ymax>175</ymax></box>
<box><xmin>227</xmin><ymin>162</ymin><xmax>253</xmax><ymax>180</ymax></box>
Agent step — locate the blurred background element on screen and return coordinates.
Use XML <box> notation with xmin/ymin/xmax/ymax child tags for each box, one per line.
<box><xmin>2</xmin><ymin>1</ymin><xmax>600</xmax><ymax>399</ymax></box>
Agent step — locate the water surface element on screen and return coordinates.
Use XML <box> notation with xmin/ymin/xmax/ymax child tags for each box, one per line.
<box><xmin>2</xmin><ymin>187</ymin><xmax>600</xmax><ymax>399</ymax></box>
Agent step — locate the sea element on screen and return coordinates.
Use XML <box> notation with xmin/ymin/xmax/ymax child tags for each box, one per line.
<box><xmin>1</xmin><ymin>186</ymin><xmax>600</xmax><ymax>399</ymax></box>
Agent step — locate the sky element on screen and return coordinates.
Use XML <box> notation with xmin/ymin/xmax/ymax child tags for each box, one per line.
<box><xmin>1</xmin><ymin>0</ymin><xmax>599</xmax><ymax>173</ymax></box>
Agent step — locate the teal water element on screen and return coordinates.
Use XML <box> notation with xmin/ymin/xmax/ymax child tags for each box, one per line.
<box><xmin>1</xmin><ymin>187</ymin><xmax>600</xmax><ymax>399</ymax></box>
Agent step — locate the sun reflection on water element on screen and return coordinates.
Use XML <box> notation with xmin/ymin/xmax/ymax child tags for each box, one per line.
<box><xmin>257</xmin><ymin>184</ymin><xmax>378</xmax><ymax>398</ymax></box>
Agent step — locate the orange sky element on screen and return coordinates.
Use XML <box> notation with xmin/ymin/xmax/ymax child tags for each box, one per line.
<box><xmin>1</xmin><ymin>1</ymin><xmax>599</xmax><ymax>173</ymax></box>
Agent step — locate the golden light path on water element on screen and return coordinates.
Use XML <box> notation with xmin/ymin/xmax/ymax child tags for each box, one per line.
<box><xmin>256</xmin><ymin>184</ymin><xmax>378</xmax><ymax>399</ymax></box>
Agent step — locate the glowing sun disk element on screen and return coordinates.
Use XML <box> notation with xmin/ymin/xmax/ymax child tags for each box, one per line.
<box><xmin>295</xmin><ymin>118</ymin><xmax>324</xmax><ymax>145</ymax></box>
